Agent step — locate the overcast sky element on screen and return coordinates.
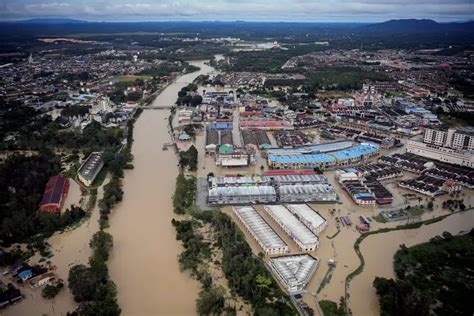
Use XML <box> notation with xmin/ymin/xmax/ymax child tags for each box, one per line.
<box><xmin>0</xmin><ymin>0</ymin><xmax>473</xmax><ymax>22</ymax></box>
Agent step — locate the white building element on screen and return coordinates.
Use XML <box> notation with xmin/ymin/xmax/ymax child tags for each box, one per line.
<box><xmin>406</xmin><ymin>140</ymin><xmax>474</xmax><ymax>168</ymax></box>
<box><xmin>285</xmin><ymin>204</ymin><xmax>327</xmax><ymax>235</ymax></box>
<box><xmin>208</xmin><ymin>186</ymin><xmax>277</xmax><ymax>204</ymax></box>
<box><xmin>233</xmin><ymin>206</ymin><xmax>288</xmax><ymax>255</ymax></box>
<box><xmin>269</xmin><ymin>254</ymin><xmax>319</xmax><ymax>293</ymax></box>
<box><xmin>263</xmin><ymin>205</ymin><xmax>319</xmax><ymax>251</ymax></box>
<box><xmin>279</xmin><ymin>184</ymin><xmax>337</xmax><ymax>203</ymax></box>
<box><xmin>424</xmin><ymin>127</ymin><xmax>474</xmax><ymax>151</ymax></box>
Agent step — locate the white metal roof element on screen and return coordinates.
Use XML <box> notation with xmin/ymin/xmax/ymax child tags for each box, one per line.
<box><xmin>264</xmin><ymin>205</ymin><xmax>318</xmax><ymax>246</ymax></box>
<box><xmin>270</xmin><ymin>254</ymin><xmax>318</xmax><ymax>290</ymax></box>
<box><xmin>234</xmin><ymin>206</ymin><xmax>287</xmax><ymax>250</ymax></box>
<box><xmin>285</xmin><ymin>204</ymin><xmax>327</xmax><ymax>233</ymax></box>
<box><xmin>208</xmin><ymin>186</ymin><xmax>276</xmax><ymax>197</ymax></box>
<box><xmin>279</xmin><ymin>184</ymin><xmax>336</xmax><ymax>195</ymax></box>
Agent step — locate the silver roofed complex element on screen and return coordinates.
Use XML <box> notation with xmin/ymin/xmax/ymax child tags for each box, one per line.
<box><xmin>207</xmin><ymin>174</ymin><xmax>337</xmax><ymax>205</ymax></box>
<box><xmin>269</xmin><ymin>254</ymin><xmax>319</xmax><ymax>293</ymax></box>
<box><xmin>77</xmin><ymin>152</ymin><xmax>104</xmax><ymax>187</ymax></box>
<box><xmin>285</xmin><ymin>204</ymin><xmax>328</xmax><ymax>235</ymax></box>
<box><xmin>263</xmin><ymin>205</ymin><xmax>319</xmax><ymax>251</ymax></box>
<box><xmin>233</xmin><ymin>206</ymin><xmax>288</xmax><ymax>255</ymax></box>
<box><xmin>279</xmin><ymin>184</ymin><xmax>337</xmax><ymax>203</ymax></box>
<box><xmin>208</xmin><ymin>186</ymin><xmax>277</xmax><ymax>204</ymax></box>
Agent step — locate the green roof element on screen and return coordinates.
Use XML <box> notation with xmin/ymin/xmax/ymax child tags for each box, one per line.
<box><xmin>219</xmin><ymin>145</ymin><xmax>234</xmax><ymax>153</ymax></box>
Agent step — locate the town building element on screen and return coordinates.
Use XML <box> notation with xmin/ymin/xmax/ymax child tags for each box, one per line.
<box><xmin>263</xmin><ymin>205</ymin><xmax>319</xmax><ymax>251</ymax></box>
<box><xmin>269</xmin><ymin>254</ymin><xmax>318</xmax><ymax>293</ymax></box>
<box><xmin>77</xmin><ymin>152</ymin><xmax>104</xmax><ymax>187</ymax></box>
<box><xmin>336</xmin><ymin>169</ymin><xmax>376</xmax><ymax>206</ymax></box>
<box><xmin>207</xmin><ymin>172</ymin><xmax>337</xmax><ymax>204</ymax></box>
<box><xmin>423</xmin><ymin>127</ymin><xmax>474</xmax><ymax>151</ymax></box>
<box><xmin>406</xmin><ymin>140</ymin><xmax>474</xmax><ymax>168</ymax></box>
<box><xmin>39</xmin><ymin>175</ymin><xmax>70</xmax><ymax>213</ymax></box>
<box><xmin>399</xmin><ymin>175</ymin><xmax>461</xmax><ymax>197</ymax></box>
<box><xmin>216</xmin><ymin>146</ymin><xmax>256</xmax><ymax>167</ymax></box>
<box><xmin>240</xmin><ymin>119</ymin><xmax>293</xmax><ymax>130</ymax></box>
<box><xmin>285</xmin><ymin>204</ymin><xmax>327</xmax><ymax>235</ymax></box>
<box><xmin>205</xmin><ymin>129</ymin><xmax>219</xmax><ymax>155</ymax></box>
<box><xmin>268</xmin><ymin>142</ymin><xmax>379</xmax><ymax>170</ymax></box>
<box><xmin>28</xmin><ymin>272</ymin><xmax>56</xmax><ymax>288</ymax></box>
<box><xmin>233</xmin><ymin>206</ymin><xmax>288</xmax><ymax>255</ymax></box>
<box><xmin>208</xmin><ymin>186</ymin><xmax>277</xmax><ymax>205</ymax></box>
<box><xmin>279</xmin><ymin>184</ymin><xmax>337</xmax><ymax>203</ymax></box>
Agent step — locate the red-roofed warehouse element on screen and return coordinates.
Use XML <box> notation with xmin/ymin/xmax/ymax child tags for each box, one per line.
<box><xmin>39</xmin><ymin>175</ymin><xmax>70</xmax><ymax>213</ymax></box>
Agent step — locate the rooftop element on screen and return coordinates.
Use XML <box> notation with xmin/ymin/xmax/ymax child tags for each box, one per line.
<box><xmin>270</xmin><ymin>254</ymin><xmax>318</xmax><ymax>292</ymax></box>
<box><xmin>234</xmin><ymin>206</ymin><xmax>287</xmax><ymax>250</ymax></box>
<box><xmin>285</xmin><ymin>204</ymin><xmax>327</xmax><ymax>233</ymax></box>
<box><xmin>78</xmin><ymin>152</ymin><xmax>104</xmax><ymax>181</ymax></box>
<box><xmin>39</xmin><ymin>175</ymin><xmax>68</xmax><ymax>208</ymax></box>
<box><xmin>264</xmin><ymin>205</ymin><xmax>318</xmax><ymax>246</ymax></box>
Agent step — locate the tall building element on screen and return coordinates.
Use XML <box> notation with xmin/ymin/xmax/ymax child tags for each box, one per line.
<box><xmin>424</xmin><ymin>127</ymin><xmax>474</xmax><ymax>151</ymax></box>
<box><xmin>406</xmin><ymin>140</ymin><xmax>474</xmax><ymax>168</ymax></box>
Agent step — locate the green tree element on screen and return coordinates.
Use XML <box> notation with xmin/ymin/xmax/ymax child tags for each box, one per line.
<box><xmin>196</xmin><ymin>286</ymin><xmax>225</xmax><ymax>316</ymax></box>
<box><xmin>90</xmin><ymin>231</ymin><xmax>113</xmax><ymax>261</ymax></box>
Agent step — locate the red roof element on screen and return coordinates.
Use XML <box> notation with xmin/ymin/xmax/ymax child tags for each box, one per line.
<box><xmin>263</xmin><ymin>170</ymin><xmax>316</xmax><ymax>176</ymax></box>
<box><xmin>291</xmin><ymin>74</ymin><xmax>306</xmax><ymax>80</ymax></box>
<box><xmin>39</xmin><ymin>175</ymin><xmax>69</xmax><ymax>212</ymax></box>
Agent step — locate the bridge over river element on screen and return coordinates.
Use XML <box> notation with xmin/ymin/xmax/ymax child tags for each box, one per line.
<box><xmin>138</xmin><ymin>105</ymin><xmax>173</xmax><ymax>109</ymax></box>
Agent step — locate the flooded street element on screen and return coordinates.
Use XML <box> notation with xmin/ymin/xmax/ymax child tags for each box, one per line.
<box><xmin>349</xmin><ymin>209</ymin><xmax>474</xmax><ymax>316</ymax></box>
<box><xmin>2</xmin><ymin>177</ymin><xmax>108</xmax><ymax>316</ymax></box>
<box><xmin>107</xmin><ymin>61</ymin><xmax>214</xmax><ymax>316</ymax></box>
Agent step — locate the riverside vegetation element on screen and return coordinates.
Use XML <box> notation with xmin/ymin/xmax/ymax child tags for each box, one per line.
<box><xmin>374</xmin><ymin>230</ymin><xmax>474</xmax><ymax>316</ymax></box>
<box><xmin>172</xmin><ymin>176</ymin><xmax>297</xmax><ymax>315</ymax></box>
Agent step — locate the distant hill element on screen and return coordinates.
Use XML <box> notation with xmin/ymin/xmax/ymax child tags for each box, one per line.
<box><xmin>15</xmin><ymin>18</ymin><xmax>88</xmax><ymax>24</ymax></box>
<box><xmin>362</xmin><ymin>19</ymin><xmax>474</xmax><ymax>33</ymax></box>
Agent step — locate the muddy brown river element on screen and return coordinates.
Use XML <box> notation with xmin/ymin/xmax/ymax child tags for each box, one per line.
<box><xmin>107</xmin><ymin>61</ymin><xmax>214</xmax><ymax>316</ymax></box>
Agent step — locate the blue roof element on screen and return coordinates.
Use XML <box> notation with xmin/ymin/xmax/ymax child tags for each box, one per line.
<box><xmin>18</xmin><ymin>270</ymin><xmax>32</xmax><ymax>278</ymax></box>
<box><xmin>211</xmin><ymin>122</ymin><xmax>233</xmax><ymax>130</ymax></box>
<box><xmin>345</xmin><ymin>167</ymin><xmax>358</xmax><ymax>173</ymax></box>
<box><xmin>269</xmin><ymin>142</ymin><xmax>379</xmax><ymax>165</ymax></box>
<box><xmin>354</xmin><ymin>192</ymin><xmax>374</xmax><ymax>198</ymax></box>
<box><xmin>268</xmin><ymin>141</ymin><xmax>352</xmax><ymax>156</ymax></box>
<box><xmin>330</xmin><ymin>143</ymin><xmax>379</xmax><ymax>161</ymax></box>
<box><xmin>269</xmin><ymin>153</ymin><xmax>335</xmax><ymax>164</ymax></box>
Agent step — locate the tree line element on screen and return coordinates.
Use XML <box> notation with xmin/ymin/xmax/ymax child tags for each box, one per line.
<box><xmin>68</xmin><ymin>231</ymin><xmax>120</xmax><ymax>316</ymax></box>
<box><xmin>0</xmin><ymin>150</ymin><xmax>86</xmax><ymax>244</ymax></box>
<box><xmin>374</xmin><ymin>230</ymin><xmax>474</xmax><ymax>316</ymax></box>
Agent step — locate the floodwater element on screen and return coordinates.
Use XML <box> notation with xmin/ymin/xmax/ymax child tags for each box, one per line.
<box><xmin>349</xmin><ymin>209</ymin><xmax>474</xmax><ymax>316</ymax></box>
<box><xmin>107</xmin><ymin>61</ymin><xmax>215</xmax><ymax>316</ymax></box>
<box><xmin>2</xmin><ymin>177</ymin><xmax>107</xmax><ymax>316</ymax></box>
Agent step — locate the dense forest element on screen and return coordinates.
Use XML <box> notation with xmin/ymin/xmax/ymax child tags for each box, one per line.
<box><xmin>0</xmin><ymin>150</ymin><xmax>85</xmax><ymax>244</ymax></box>
<box><xmin>179</xmin><ymin>145</ymin><xmax>198</xmax><ymax>171</ymax></box>
<box><xmin>68</xmin><ymin>231</ymin><xmax>120</xmax><ymax>315</ymax></box>
<box><xmin>0</xmin><ymin>103</ymin><xmax>123</xmax><ymax>152</ymax></box>
<box><xmin>172</xmin><ymin>174</ymin><xmax>196</xmax><ymax>214</ymax></box>
<box><xmin>374</xmin><ymin>230</ymin><xmax>474</xmax><ymax>316</ymax></box>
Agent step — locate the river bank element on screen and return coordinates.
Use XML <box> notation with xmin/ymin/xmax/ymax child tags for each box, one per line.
<box><xmin>1</xmin><ymin>176</ymin><xmax>110</xmax><ymax>316</ymax></box>
<box><xmin>348</xmin><ymin>209</ymin><xmax>474</xmax><ymax>316</ymax></box>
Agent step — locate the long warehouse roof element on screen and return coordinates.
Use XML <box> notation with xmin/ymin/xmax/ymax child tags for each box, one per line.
<box><xmin>234</xmin><ymin>206</ymin><xmax>287</xmax><ymax>250</ymax></box>
<box><xmin>285</xmin><ymin>204</ymin><xmax>327</xmax><ymax>232</ymax></box>
<box><xmin>264</xmin><ymin>205</ymin><xmax>318</xmax><ymax>245</ymax></box>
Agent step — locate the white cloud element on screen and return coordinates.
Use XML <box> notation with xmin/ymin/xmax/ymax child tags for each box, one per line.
<box><xmin>0</xmin><ymin>0</ymin><xmax>472</xmax><ymax>21</ymax></box>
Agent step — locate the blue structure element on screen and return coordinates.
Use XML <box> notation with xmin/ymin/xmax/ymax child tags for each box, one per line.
<box><xmin>268</xmin><ymin>141</ymin><xmax>352</xmax><ymax>156</ymax></box>
<box><xmin>211</xmin><ymin>122</ymin><xmax>233</xmax><ymax>130</ymax></box>
<box><xmin>268</xmin><ymin>142</ymin><xmax>379</xmax><ymax>169</ymax></box>
<box><xmin>18</xmin><ymin>270</ymin><xmax>33</xmax><ymax>281</ymax></box>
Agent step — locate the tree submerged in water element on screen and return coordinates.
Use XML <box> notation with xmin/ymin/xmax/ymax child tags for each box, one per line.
<box><xmin>374</xmin><ymin>230</ymin><xmax>474</xmax><ymax>316</ymax></box>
